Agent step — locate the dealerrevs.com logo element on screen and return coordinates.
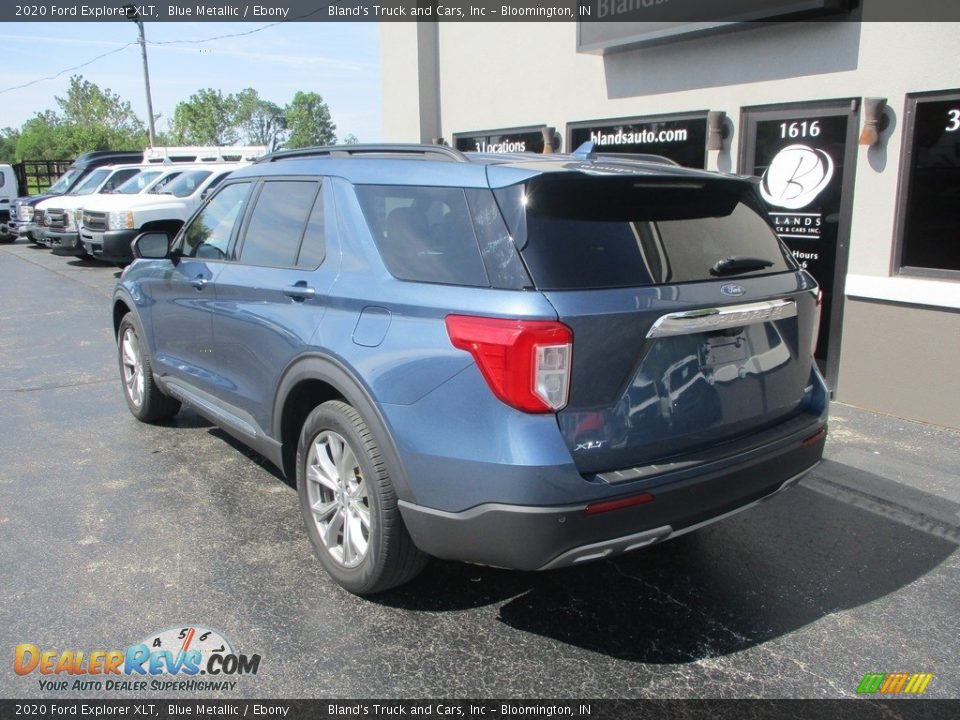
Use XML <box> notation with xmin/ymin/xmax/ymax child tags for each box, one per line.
<box><xmin>856</xmin><ymin>672</ymin><xmax>933</xmax><ymax>695</ymax></box>
<box><xmin>13</xmin><ymin>626</ymin><xmax>260</xmax><ymax>692</ymax></box>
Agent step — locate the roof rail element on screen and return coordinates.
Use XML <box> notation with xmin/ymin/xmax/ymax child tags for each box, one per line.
<box><xmin>594</xmin><ymin>152</ymin><xmax>680</xmax><ymax>167</ymax></box>
<box><xmin>255</xmin><ymin>143</ymin><xmax>469</xmax><ymax>164</ymax></box>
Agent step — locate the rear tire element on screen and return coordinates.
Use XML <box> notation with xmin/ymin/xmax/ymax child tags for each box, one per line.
<box><xmin>117</xmin><ymin>314</ymin><xmax>181</xmax><ymax>423</ymax></box>
<box><xmin>297</xmin><ymin>400</ymin><xmax>427</xmax><ymax>594</ymax></box>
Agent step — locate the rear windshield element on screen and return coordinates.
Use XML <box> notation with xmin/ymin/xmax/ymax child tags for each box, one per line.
<box><xmin>496</xmin><ymin>176</ymin><xmax>794</xmax><ymax>290</ymax></box>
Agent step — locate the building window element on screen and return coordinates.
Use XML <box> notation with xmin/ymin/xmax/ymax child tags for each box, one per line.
<box><xmin>897</xmin><ymin>91</ymin><xmax>960</xmax><ymax>278</ymax></box>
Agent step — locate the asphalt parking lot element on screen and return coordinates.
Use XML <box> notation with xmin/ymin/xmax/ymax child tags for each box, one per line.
<box><xmin>1</xmin><ymin>239</ymin><xmax>959</xmax><ymax>699</ymax></box>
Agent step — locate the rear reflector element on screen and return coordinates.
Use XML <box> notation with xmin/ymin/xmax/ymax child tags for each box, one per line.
<box><xmin>585</xmin><ymin>493</ymin><xmax>655</xmax><ymax>516</ymax></box>
<box><xmin>801</xmin><ymin>428</ymin><xmax>827</xmax><ymax>448</ymax></box>
<box><xmin>446</xmin><ymin>315</ymin><xmax>573</xmax><ymax>413</ymax></box>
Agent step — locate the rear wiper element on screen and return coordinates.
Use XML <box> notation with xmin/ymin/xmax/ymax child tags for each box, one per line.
<box><xmin>710</xmin><ymin>256</ymin><xmax>774</xmax><ymax>276</ymax></box>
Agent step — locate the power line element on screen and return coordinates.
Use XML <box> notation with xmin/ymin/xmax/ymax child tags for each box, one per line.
<box><xmin>148</xmin><ymin>22</ymin><xmax>286</xmax><ymax>45</ymax></box>
<box><xmin>0</xmin><ymin>4</ymin><xmax>332</xmax><ymax>97</ymax></box>
<box><xmin>0</xmin><ymin>43</ymin><xmax>136</xmax><ymax>95</ymax></box>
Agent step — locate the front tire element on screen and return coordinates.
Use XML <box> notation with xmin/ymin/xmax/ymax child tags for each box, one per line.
<box><xmin>117</xmin><ymin>314</ymin><xmax>181</xmax><ymax>423</ymax></box>
<box><xmin>297</xmin><ymin>400</ymin><xmax>427</xmax><ymax>594</ymax></box>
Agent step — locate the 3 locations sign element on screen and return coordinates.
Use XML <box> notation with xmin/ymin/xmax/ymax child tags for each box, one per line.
<box><xmin>569</xmin><ymin>115</ymin><xmax>707</xmax><ymax>168</ymax></box>
<box><xmin>454</xmin><ymin>127</ymin><xmax>549</xmax><ymax>154</ymax></box>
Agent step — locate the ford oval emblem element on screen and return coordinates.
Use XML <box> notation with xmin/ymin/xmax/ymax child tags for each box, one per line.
<box><xmin>721</xmin><ymin>284</ymin><xmax>746</xmax><ymax>297</ymax></box>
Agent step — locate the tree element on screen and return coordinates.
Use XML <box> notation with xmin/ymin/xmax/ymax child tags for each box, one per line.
<box><xmin>0</xmin><ymin>128</ymin><xmax>20</xmax><ymax>163</ymax></box>
<box><xmin>235</xmin><ymin>88</ymin><xmax>287</xmax><ymax>151</ymax></box>
<box><xmin>341</xmin><ymin>134</ymin><xmax>359</xmax><ymax>145</ymax></box>
<box><xmin>54</xmin><ymin>75</ymin><xmax>146</xmax><ymax>154</ymax></box>
<box><xmin>284</xmin><ymin>91</ymin><xmax>336</xmax><ymax>149</ymax></box>
<box><xmin>15</xmin><ymin>112</ymin><xmax>67</xmax><ymax>161</ymax></box>
<box><xmin>171</xmin><ymin>89</ymin><xmax>240</xmax><ymax>145</ymax></box>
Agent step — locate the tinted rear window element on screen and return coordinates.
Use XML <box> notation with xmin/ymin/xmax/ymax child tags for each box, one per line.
<box><xmin>355</xmin><ymin>185</ymin><xmax>489</xmax><ymax>287</ymax></box>
<box><xmin>496</xmin><ymin>177</ymin><xmax>793</xmax><ymax>290</ymax></box>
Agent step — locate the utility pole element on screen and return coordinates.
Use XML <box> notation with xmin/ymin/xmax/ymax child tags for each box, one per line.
<box><xmin>125</xmin><ymin>5</ymin><xmax>156</xmax><ymax>147</ymax></box>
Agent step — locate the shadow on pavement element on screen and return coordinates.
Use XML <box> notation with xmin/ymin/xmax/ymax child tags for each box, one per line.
<box><xmin>375</xmin><ymin>468</ymin><xmax>957</xmax><ymax>664</ymax></box>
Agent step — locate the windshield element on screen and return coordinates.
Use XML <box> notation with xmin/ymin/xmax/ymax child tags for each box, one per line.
<box><xmin>69</xmin><ymin>168</ymin><xmax>110</xmax><ymax>196</ymax></box>
<box><xmin>46</xmin><ymin>168</ymin><xmax>83</xmax><ymax>195</ymax></box>
<box><xmin>149</xmin><ymin>170</ymin><xmax>212</xmax><ymax>198</ymax></box>
<box><xmin>114</xmin><ymin>170</ymin><xmax>163</xmax><ymax>194</ymax></box>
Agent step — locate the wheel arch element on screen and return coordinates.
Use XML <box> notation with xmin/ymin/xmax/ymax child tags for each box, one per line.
<box><xmin>273</xmin><ymin>353</ymin><xmax>416</xmax><ymax>503</ymax></box>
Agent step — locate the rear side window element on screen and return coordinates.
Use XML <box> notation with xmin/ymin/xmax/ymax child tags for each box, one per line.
<box><xmin>355</xmin><ymin>185</ymin><xmax>489</xmax><ymax>286</ymax></box>
<box><xmin>238</xmin><ymin>181</ymin><xmax>320</xmax><ymax>267</ymax></box>
<box><xmin>497</xmin><ymin>177</ymin><xmax>793</xmax><ymax>290</ymax></box>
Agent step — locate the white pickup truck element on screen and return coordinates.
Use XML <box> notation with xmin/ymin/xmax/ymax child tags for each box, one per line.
<box><xmin>0</xmin><ymin>164</ymin><xmax>19</xmax><ymax>242</ymax></box>
<box><xmin>79</xmin><ymin>164</ymin><xmax>244</xmax><ymax>265</ymax></box>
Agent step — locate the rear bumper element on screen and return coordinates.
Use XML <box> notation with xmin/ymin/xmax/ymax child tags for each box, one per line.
<box><xmin>398</xmin><ymin>422</ymin><xmax>826</xmax><ymax>571</ymax></box>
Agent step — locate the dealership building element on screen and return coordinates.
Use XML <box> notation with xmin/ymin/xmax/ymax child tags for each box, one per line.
<box><xmin>381</xmin><ymin>10</ymin><xmax>960</xmax><ymax>429</ymax></box>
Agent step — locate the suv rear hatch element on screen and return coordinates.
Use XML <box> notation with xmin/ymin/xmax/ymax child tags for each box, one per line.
<box><xmin>494</xmin><ymin>172</ymin><xmax>821</xmax><ymax>476</ymax></box>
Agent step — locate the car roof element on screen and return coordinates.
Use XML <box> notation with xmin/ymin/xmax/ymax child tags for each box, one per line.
<box><xmin>228</xmin><ymin>143</ymin><xmax>751</xmax><ymax>189</ymax></box>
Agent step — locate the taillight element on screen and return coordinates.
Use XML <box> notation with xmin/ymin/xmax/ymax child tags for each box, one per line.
<box><xmin>445</xmin><ymin>315</ymin><xmax>573</xmax><ymax>413</ymax></box>
<box><xmin>811</xmin><ymin>288</ymin><xmax>823</xmax><ymax>356</ymax></box>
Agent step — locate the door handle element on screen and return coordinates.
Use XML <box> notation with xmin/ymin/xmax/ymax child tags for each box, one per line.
<box><xmin>283</xmin><ymin>282</ymin><xmax>316</xmax><ymax>301</ymax></box>
<box><xmin>191</xmin><ymin>275</ymin><xmax>208</xmax><ymax>290</ymax></box>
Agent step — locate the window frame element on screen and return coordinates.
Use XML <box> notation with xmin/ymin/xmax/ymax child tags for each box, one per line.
<box><xmin>231</xmin><ymin>177</ymin><xmax>324</xmax><ymax>270</ymax></box>
<box><xmin>892</xmin><ymin>88</ymin><xmax>960</xmax><ymax>281</ymax></box>
<box><xmin>174</xmin><ymin>180</ymin><xmax>254</xmax><ymax>261</ymax></box>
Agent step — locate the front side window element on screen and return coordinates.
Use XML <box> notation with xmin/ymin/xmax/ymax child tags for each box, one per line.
<box><xmin>238</xmin><ymin>181</ymin><xmax>320</xmax><ymax>267</ymax></box>
<box><xmin>898</xmin><ymin>91</ymin><xmax>960</xmax><ymax>277</ymax></box>
<box><xmin>115</xmin><ymin>170</ymin><xmax>163</xmax><ymax>194</ymax></box>
<box><xmin>181</xmin><ymin>183</ymin><xmax>251</xmax><ymax>260</ymax></box>
<box><xmin>150</xmin><ymin>170</ymin><xmax>212</xmax><ymax>198</ymax></box>
<box><xmin>100</xmin><ymin>168</ymin><xmax>140</xmax><ymax>192</ymax></box>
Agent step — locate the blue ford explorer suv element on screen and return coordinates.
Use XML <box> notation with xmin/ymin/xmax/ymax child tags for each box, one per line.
<box><xmin>113</xmin><ymin>143</ymin><xmax>828</xmax><ymax>594</ymax></box>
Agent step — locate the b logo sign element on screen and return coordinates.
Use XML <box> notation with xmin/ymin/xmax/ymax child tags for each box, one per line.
<box><xmin>760</xmin><ymin>144</ymin><xmax>835</xmax><ymax>210</ymax></box>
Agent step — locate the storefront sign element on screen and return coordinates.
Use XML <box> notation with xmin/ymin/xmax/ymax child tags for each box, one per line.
<box><xmin>745</xmin><ymin>108</ymin><xmax>853</xmax><ymax>365</ymax></box>
<box><xmin>898</xmin><ymin>93</ymin><xmax>960</xmax><ymax>275</ymax></box>
<box><xmin>569</xmin><ymin>115</ymin><xmax>707</xmax><ymax>168</ymax></box>
<box><xmin>578</xmin><ymin>0</ymin><xmax>855</xmax><ymax>53</ymax></box>
<box><xmin>454</xmin><ymin>126</ymin><xmax>548</xmax><ymax>154</ymax></box>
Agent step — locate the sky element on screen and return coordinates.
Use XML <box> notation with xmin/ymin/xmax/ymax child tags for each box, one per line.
<box><xmin>0</xmin><ymin>21</ymin><xmax>382</xmax><ymax>142</ymax></box>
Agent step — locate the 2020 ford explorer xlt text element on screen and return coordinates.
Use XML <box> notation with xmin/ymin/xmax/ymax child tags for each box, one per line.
<box><xmin>113</xmin><ymin>143</ymin><xmax>828</xmax><ymax>594</ymax></box>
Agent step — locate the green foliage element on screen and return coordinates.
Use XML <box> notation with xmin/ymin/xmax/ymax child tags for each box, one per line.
<box><xmin>14</xmin><ymin>76</ymin><xmax>146</xmax><ymax>161</ymax></box>
<box><xmin>285</xmin><ymin>91</ymin><xmax>337</xmax><ymax>149</ymax></box>
<box><xmin>341</xmin><ymin>134</ymin><xmax>359</xmax><ymax>145</ymax></box>
<box><xmin>15</xmin><ymin>112</ymin><xmax>67</xmax><ymax>161</ymax></box>
<box><xmin>171</xmin><ymin>88</ymin><xmax>240</xmax><ymax>145</ymax></box>
<box><xmin>9</xmin><ymin>75</ymin><xmax>357</xmax><ymax>163</ymax></box>
<box><xmin>0</xmin><ymin>127</ymin><xmax>21</xmax><ymax>164</ymax></box>
<box><xmin>234</xmin><ymin>88</ymin><xmax>288</xmax><ymax>152</ymax></box>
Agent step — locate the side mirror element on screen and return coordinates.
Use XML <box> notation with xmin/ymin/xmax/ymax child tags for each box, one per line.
<box><xmin>132</xmin><ymin>231</ymin><xmax>171</xmax><ymax>259</ymax></box>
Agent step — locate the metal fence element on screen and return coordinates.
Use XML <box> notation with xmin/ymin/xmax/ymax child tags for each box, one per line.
<box><xmin>14</xmin><ymin>160</ymin><xmax>74</xmax><ymax>196</ymax></box>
